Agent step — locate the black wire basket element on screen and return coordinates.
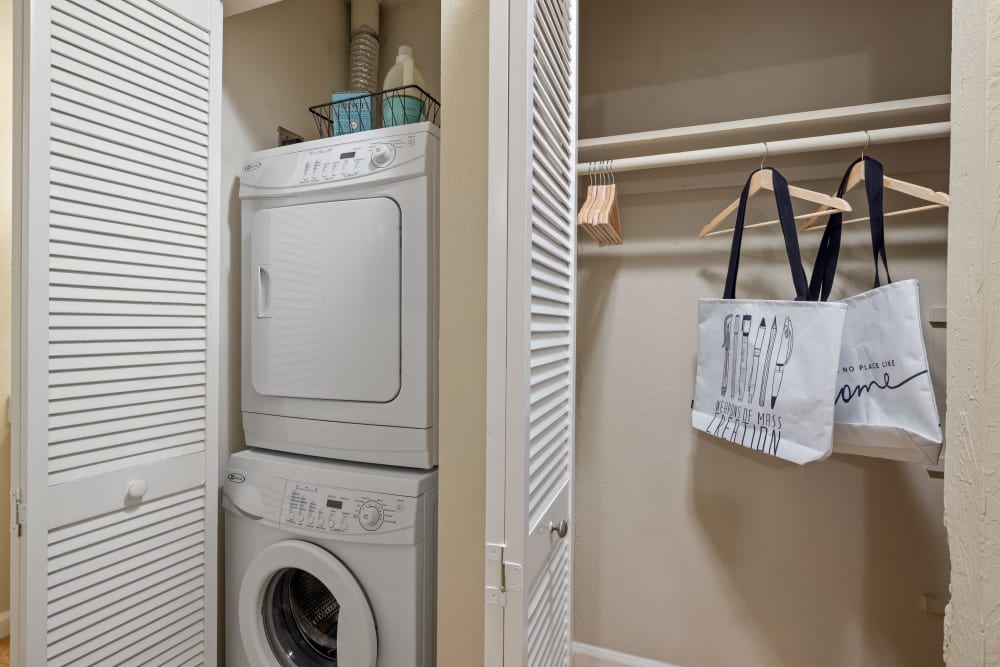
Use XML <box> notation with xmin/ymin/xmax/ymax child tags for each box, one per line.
<box><xmin>310</xmin><ymin>85</ymin><xmax>441</xmax><ymax>138</ymax></box>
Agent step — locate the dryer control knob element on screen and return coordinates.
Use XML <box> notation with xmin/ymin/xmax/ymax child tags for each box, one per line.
<box><xmin>371</xmin><ymin>144</ymin><xmax>396</xmax><ymax>168</ymax></box>
<box><xmin>359</xmin><ymin>501</ymin><xmax>384</xmax><ymax>531</ymax></box>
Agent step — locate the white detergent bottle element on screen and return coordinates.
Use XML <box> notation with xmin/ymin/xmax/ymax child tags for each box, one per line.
<box><xmin>382</xmin><ymin>45</ymin><xmax>426</xmax><ymax>127</ymax></box>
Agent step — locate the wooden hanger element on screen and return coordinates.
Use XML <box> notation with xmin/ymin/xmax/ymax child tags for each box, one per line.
<box><xmin>801</xmin><ymin>204</ymin><xmax>945</xmax><ymax>232</ymax></box>
<box><xmin>704</xmin><ymin>203</ymin><xmax>948</xmax><ymax>238</ymax></box>
<box><xmin>586</xmin><ymin>170</ymin><xmax>614</xmax><ymax>245</ymax></box>
<box><xmin>578</xmin><ymin>161</ymin><xmax>623</xmax><ymax>246</ymax></box>
<box><xmin>796</xmin><ymin>148</ymin><xmax>949</xmax><ymax>230</ymax></box>
<box><xmin>698</xmin><ymin>156</ymin><xmax>852</xmax><ymax>238</ymax></box>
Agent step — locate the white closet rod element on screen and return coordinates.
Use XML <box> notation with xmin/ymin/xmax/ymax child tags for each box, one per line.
<box><xmin>576</xmin><ymin>122</ymin><xmax>950</xmax><ymax>175</ymax></box>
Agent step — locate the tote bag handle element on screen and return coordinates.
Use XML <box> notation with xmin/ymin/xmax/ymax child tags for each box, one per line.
<box><xmin>723</xmin><ymin>168</ymin><xmax>810</xmax><ymax>301</ymax></box>
<box><xmin>809</xmin><ymin>157</ymin><xmax>892</xmax><ymax>302</ymax></box>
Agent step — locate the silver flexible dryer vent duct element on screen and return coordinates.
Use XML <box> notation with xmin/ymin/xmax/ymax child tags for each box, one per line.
<box><xmin>348</xmin><ymin>0</ymin><xmax>380</xmax><ymax>92</ymax></box>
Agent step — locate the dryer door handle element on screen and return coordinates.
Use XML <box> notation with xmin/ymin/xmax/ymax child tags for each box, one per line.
<box><xmin>257</xmin><ymin>264</ymin><xmax>273</xmax><ymax>318</ymax></box>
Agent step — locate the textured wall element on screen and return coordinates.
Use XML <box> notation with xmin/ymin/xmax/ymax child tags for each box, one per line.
<box><xmin>943</xmin><ymin>0</ymin><xmax>1000</xmax><ymax>661</ymax></box>
<box><xmin>574</xmin><ymin>1</ymin><xmax>951</xmax><ymax>665</ymax></box>
<box><xmin>437</xmin><ymin>0</ymin><xmax>488</xmax><ymax>663</ymax></box>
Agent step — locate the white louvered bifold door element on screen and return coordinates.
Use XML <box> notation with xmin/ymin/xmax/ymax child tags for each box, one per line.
<box><xmin>486</xmin><ymin>0</ymin><xmax>577</xmax><ymax>664</ymax></box>
<box><xmin>12</xmin><ymin>1</ymin><xmax>221</xmax><ymax>664</ymax></box>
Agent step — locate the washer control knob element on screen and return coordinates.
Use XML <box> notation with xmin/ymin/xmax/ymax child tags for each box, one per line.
<box><xmin>359</xmin><ymin>501</ymin><xmax>384</xmax><ymax>531</ymax></box>
<box><xmin>370</xmin><ymin>143</ymin><xmax>396</xmax><ymax>168</ymax></box>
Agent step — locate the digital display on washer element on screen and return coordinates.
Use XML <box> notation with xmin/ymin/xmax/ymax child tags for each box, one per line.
<box><xmin>326</xmin><ymin>499</ymin><xmax>343</xmax><ymax>509</ymax></box>
<box><xmin>339</xmin><ymin>151</ymin><xmax>356</xmax><ymax>159</ymax></box>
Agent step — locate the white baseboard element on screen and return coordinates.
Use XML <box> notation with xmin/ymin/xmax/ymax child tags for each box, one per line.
<box><xmin>573</xmin><ymin>642</ymin><xmax>683</xmax><ymax>667</ymax></box>
<box><xmin>0</xmin><ymin>609</ymin><xmax>10</xmax><ymax>639</ymax></box>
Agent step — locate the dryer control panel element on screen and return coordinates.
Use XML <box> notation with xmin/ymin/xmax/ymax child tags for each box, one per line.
<box><xmin>293</xmin><ymin>135</ymin><xmax>416</xmax><ymax>185</ymax></box>
<box><xmin>280</xmin><ymin>480</ymin><xmax>415</xmax><ymax>535</ymax></box>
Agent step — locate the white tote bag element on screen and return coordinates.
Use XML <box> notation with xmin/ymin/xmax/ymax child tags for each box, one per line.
<box><xmin>809</xmin><ymin>157</ymin><xmax>943</xmax><ymax>463</ymax></box>
<box><xmin>692</xmin><ymin>168</ymin><xmax>847</xmax><ymax>464</ymax></box>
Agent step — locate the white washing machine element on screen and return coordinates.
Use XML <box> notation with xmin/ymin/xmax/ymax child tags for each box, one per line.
<box><xmin>224</xmin><ymin>448</ymin><xmax>437</xmax><ymax>667</ymax></box>
<box><xmin>240</xmin><ymin>123</ymin><xmax>439</xmax><ymax>468</ymax></box>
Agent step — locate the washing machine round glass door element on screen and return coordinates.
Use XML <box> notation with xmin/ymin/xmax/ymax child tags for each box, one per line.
<box><xmin>240</xmin><ymin>540</ymin><xmax>377</xmax><ymax>667</ymax></box>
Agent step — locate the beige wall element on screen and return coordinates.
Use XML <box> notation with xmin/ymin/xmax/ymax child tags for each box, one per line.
<box><xmin>437</xmin><ymin>0</ymin><xmax>487</xmax><ymax>664</ymax></box>
<box><xmin>943</xmin><ymin>0</ymin><xmax>1000</xmax><ymax>661</ymax></box>
<box><xmin>379</xmin><ymin>0</ymin><xmax>441</xmax><ymax>99</ymax></box>
<box><xmin>574</xmin><ymin>1</ymin><xmax>950</xmax><ymax>665</ymax></box>
<box><xmin>0</xmin><ymin>0</ymin><xmax>12</xmax><ymax>615</ymax></box>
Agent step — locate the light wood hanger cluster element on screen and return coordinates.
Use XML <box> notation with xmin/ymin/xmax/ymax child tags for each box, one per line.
<box><xmin>702</xmin><ymin>135</ymin><xmax>950</xmax><ymax>238</ymax></box>
<box><xmin>577</xmin><ymin>160</ymin><xmax>623</xmax><ymax>246</ymax></box>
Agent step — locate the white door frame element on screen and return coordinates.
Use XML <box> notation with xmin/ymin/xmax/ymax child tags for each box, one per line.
<box><xmin>484</xmin><ymin>0</ymin><xmax>511</xmax><ymax>661</ymax></box>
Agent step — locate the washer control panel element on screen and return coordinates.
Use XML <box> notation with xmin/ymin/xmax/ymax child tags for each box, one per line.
<box><xmin>293</xmin><ymin>134</ymin><xmax>416</xmax><ymax>185</ymax></box>
<box><xmin>281</xmin><ymin>481</ymin><xmax>413</xmax><ymax>534</ymax></box>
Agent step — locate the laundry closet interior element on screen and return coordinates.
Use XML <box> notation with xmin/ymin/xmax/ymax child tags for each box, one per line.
<box><xmin>569</xmin><ymin>0</ymin><xmax>950</xmax><ymax>665</ymax></box>
<box><xmin>2</xmin><ymin>0</ymin><xmax>962</xmax><ymax>663</ymax></box>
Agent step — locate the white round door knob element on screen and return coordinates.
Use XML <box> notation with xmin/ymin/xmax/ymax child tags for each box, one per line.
<box><xmin>126</xmin><ymin>480</ymin><xmax>148</xmax><ymax>499</ymax></box>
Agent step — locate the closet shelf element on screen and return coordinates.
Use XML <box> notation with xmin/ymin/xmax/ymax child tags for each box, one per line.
<box><xmin>578</xmin><ymin>95</ymin><xmax>950</xmax><ymax>164</ymax></box>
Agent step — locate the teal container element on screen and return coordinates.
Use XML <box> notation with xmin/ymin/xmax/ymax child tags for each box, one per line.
<box><xmin>332</xmin><ymin>92</ymin><xmax>373</xmax><ymax>135</ymax></box>
<box><xmin>382</xmin><ymin>94</ymin><xmax>425</xmax><ymax>127</ymax></box>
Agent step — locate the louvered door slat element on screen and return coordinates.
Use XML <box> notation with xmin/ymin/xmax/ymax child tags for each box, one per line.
<box><xmin>52</xmin><ymin>131</ymin><xmax>208</xmax><ymax>188</ymax></box>
<box><xmin>129</xmin><ymin>623</ymin><xmax>205</xmax><ymax>667</ymax></box>
<box><xmin>50</xmin><ymin>382</ymin><xmax>205</xmax><ymax>414</ymax></box>
<box><xmin>50</xmin><ymin>196</ymin><xmax>208</xmax><ymax>238</ymax></box>
<box><xmin>124</xmin><ymin>0</ymin><xmax>209</xmax><ymax>46</ymax></box>
<box><xmin>50</xmin><ymin>225</ymin><xmax>207</xmax><ymax>259</ymax></box>
<box><xmin>51</xmin><ymin>274</ymin><xmax>206</xmax><ymax>298</ymax></box>
<box><xmin>51</xmin><ymin>215</ymin><xmax>207</xmax><ymax>250</ymax></box>
<box><xmin>49</xmin><ymin>260</ymin><xmax>206</xmax><ymax>286</ymax></box>
<box><xmin>52</xmin><ymin>77</ymin><xmax>208</xmax><ymax>146</ymax></box>
<box><xmin>14</xmin><ymin>1</ymin><xmax>218</xmax><ymax>662</ymax></box>
<box><xmin>51</xmin><ymin>185</ymin><xmax>208</xmax><ymax>228</ymax></box>
<box><xmin>49</xmin><ymin>54</ymin><xmax>207</xmax><ymax>134</ymax></box>
<box><xmin>50</xmin><ymin>10</ymin><xmax>209</xmax><ymax>100</ymax></box>
<box><xmin>51</xmin><ymin>151</ymin><xmax>208</xmax><ymax>203</ymax></box>
<box><xmin>96</xmin><ymin>0</ymin><xmax>209</xmax><ymax>52</ymax></box>
<box><xmin>52</xmin><ymin>136</ymin><xmax>206</xmax><ymax>192</ymax></box>
<box><xmin>51</xmin><ymin>244</ymin><xmax>206</xmax><ymax>273</ymax></box>
<box><xmin>50</xmin><ymin>598</ymin><xmax>204</xmax><ymax>666</ymax></box>
<box><xmin>52</xmin><ymin>79</ymin><xmax>207</xmax><ymax>151</ymax></box>
<box><xmin>51</xmin><ymin>169</ymin><xmax>209</xmax><ymax>216</ymax></box>
<box><xmin>56</xmin><ymin>0</ymin><xmax>209</xmax><ymax>80</ymax></box>
<box><xmin>48</xmin><ymin>541</ymin><xmax>204</xmax><ymax>607</ymax></box>
<box><xmin>51</xmin><ymin>112</ymin><xmax>208</xmax><ymax>171</ymax></box>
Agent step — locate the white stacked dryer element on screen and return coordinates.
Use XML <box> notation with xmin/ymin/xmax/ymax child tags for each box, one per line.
<box><xmin>239</xmin><ymin>123</ymin><xmax>439</xmax><ymax>469</ymax></box>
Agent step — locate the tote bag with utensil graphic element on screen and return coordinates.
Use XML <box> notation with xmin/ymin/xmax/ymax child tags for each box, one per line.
<box><xmin>809</xmin><ymin>157</ymin><xmax>943</xmax><ymax>463</ymax></box>
<box><xmin>692</xmin><ymin>168</ymin><xmax>847</xmax><ymax>464</ymax></box>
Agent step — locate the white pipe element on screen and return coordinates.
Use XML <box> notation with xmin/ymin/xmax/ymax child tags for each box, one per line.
<box><xmin>350</xmin><ymin>0</ymin><xmax>380</xmax><ymax>32</ymax></box>
<box><xmin>576</xmin><ymin>122</ymin><xmax>951</xmax><ymax>175</ymax></box>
